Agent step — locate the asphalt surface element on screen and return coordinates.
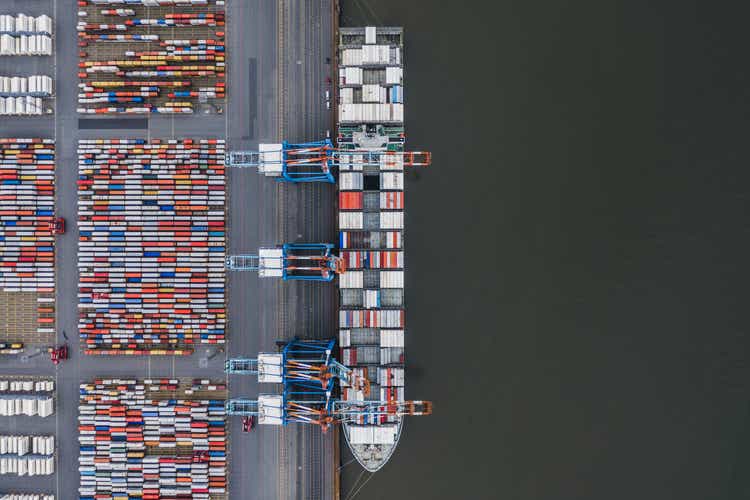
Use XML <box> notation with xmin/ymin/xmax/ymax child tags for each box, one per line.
<box><xmin>274</xmin><ymin>2</ymin><xmax>337</xmax><ymax>499</ymax></box>
<box><xmin>0</xmin><ymin>0</ymin><xmax>337</xmax><ymax>499</ymax></box>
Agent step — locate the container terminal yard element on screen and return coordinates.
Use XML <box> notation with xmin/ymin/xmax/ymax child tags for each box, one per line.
<box><xmin>0</xmin><ymin>0</ymin><xmax>431</xmax><ymax>499</ymax></box>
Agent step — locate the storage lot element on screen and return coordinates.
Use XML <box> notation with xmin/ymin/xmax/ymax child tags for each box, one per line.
<box><xmin>77</xmin><ymin>0</ymin><xmax>226</xmax><ymax>115</ymax></box>
<box><xmin>0</xmin><ymin>139</ymin><xmax>55</xmax><ymax>345</ymax></box>
<box><xmin>77</xmin><ymin>138</ymin><xmax>226</xmax><ymax>355</ymax></box>
<box><xmin>0</xmin><ymin>375</ymin><xmax>56</xmax><ymax>495</ymax></box>
<box><xmin>0</xmin><ymin>2</ymin><xmax>55</xmax><ymax>117</ymax></box>
<box><xmin>78</xmin><ymin>378</ymin><xmax>227</xmax><ymax>500</ymax></box>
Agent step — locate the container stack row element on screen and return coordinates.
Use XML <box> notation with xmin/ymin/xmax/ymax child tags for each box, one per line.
<box><xmin>77</xmin><ymin>139</ymin><xmax>226</xmax><ymax>355</ymax></box>
<box><xmin>0</xmin><ymin>380</ymin><xmax>54</xmax><ymax>392</ymax></box>
<box><xmin>77</xmin><ymin>1</ymin><xmax>226</xmax><ymax>114</ymax></box>
<box><xmin>0</xmin><ymin>76</ymin><xmax>53</xmax><ymax>97</ymax></box>
<box><xmin>0</xmin><ymin>456</ymin><xmax>54</xmax><ymax>476</ymax></box>
<box><xmin>0</xmin><ymin>15</ymin><xmax>53</xmax><ymax>35</ymax></box>
<box><xmin>0</xmin><ymin>76</ymin><xmax>53</xmax><ymax>115</ymax></box>
<box><xmin>0</xmin><ymin>435</ymin><xmax>55</xmax><ymax>456</ymax></box>
<box><xmin>0</xmin><ymin>140</ymin><xmax>55</xmax><ymax>291</ymax></box>
<box><xmin>0</xmin><ymin>379</ymin><xmax>54</xmax><ymax>417</ymax></box>
<box><xmin>0</xmin><ymin>343</ymin><xmax>23</xmax><ymax>355</ymax></box>
<box><xmin>78</xmin><ymin>378</ymin><xmax>227</xmax><ymax>500</ymax></box>
<box><xmin>0</xmin><ymin>139</ymin><xmax>56</xmax><ymax>335</ymax></box>
<box><xmin>0</xmin><ymin>495</ymin><xmax>54</xmax><ymax>500</ymax></box>
<box><xmin>89</xmin><ymin>1</ymin><xmax>224</xmax><ymax>5</ymax></box>
<box><xmin>0</xmin><ymin>97</ymin><xmax>46</xmax><ymax>116</ymax></box>
<box><xmin>0</xmin><ymin>15</ymin><xmax>53</xmax><ymax>56</ymax></box>
<box><xmin>0</xmin><ymin>398</ymin><xmax>53</xmax><ymax>416</ymax></box>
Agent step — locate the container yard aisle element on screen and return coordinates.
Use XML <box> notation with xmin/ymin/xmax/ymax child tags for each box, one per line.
<box><xmin>53</xmin><ymin>0</ymin><xmax>90</xmax><ymax>497</ymax></box>
<box><xmin>225</xmin><ymin>0</ymin><xmax>280</xmax><ymax>499</ymax></box>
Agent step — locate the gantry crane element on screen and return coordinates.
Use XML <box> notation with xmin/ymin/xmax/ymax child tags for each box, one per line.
<box><xmin>225</xmin><ymin>139</ymin><xmax>431</xmax><ymax>183</ymax></box>
<box><xmin>226</xmin><ymin>393</ymin><xmax>431</xmax><ymax>432</ymax></box>
<box><xmin>225</xmin><ymin>243</ymin><xmax>345</xmax><ymax>282</ymax></box>
<box><xmin>226</xmin><ymin>339</ymin><xmax>370</xmax><ymax>393</ymax></box>
<box><xmin>225</xmin><ymin>339</ymin><xmax>431</xmax><ymax>432</ymax></box>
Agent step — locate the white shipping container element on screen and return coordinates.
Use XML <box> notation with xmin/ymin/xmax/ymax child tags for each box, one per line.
<box><xmin>340</xmin><ymin>87</ymin><xmax>354</xmax><ymax>104</ymax></box>
<box><xmin>341</xmin><ymin>48</ymin><xmax>362</xmax><ymax>66</ymax></box>
<box><xmin>363</xmin><ymin>289</ymin><xmax>379</xmax><ymax>308</ymax></box>
<box><xmin>380</xmin><ymin>271</ymin><xmax>404</xmax><ymax>288</ymax></box>
<box><xmin>380</xmin><ymin>172</ymin><xmax>403</xmax><ymax>190</ymax></box>
<box><xmin>338</xmin><ymin>171</ymin><xmax>363</xmax><ymax>190</ymax></box>
<box><xmin>344</xmin><ymin>66</ymin><xmax>362</xmax><ymax>85</ymax></box>
<box><xmin>392</xmin><ymin>103</ymin><xmax>404</xmax><ymax>122</ymax></box>
<box><xmin>347</xmin><ymin>424</ymin><xmax>398</xmax><ymax>445</ymax></box>
<box><xmin>339</xmin><ymin>329</ymin><xmax>351</xmax><ymax>347</ymax></box>
<box><xmin>338</xmin><ymin>270</ymin><xmax>363</xmax><ymax>288</ymax></box>
<box><xmin>380</xmin><ymin>329</ymin><xmax>404</xmax><ymax>348</ymax></box>
<box><xmin>0</xmin><ymin>397</ymin><xmax>53</xmax><ymax>417</ymax></box>
<box><xmin>362</xmin><ymin>84</ymin><xmax>382</xmax><ymax>103</ymax></box>
<box><xmin>338</xmin><ymin>103</ymin><xmax>404</xmax><ymax>123</ymax></box>
<box><xmin>361</xmin><ymin>45</ymin><xmax>391</xmax><ymax>65</ymax></box>
<box><xmin>385</xmin><ymin>66</ymin><xmax>403</xmax><ymax>85</ymax></box>
<box><xmin>380</xmin><ymin>211</ymin><xmax>404</xmax><ymax>229</ymax></box>
<box><xmin>0</xmin><ymin>495</ymin><xmax>54</xmax><ymax>500</ymax></box>
<box><xmin>339</xmin><ymin>212</ymin><xmax>363</xmax><ymax>230</ymax></box>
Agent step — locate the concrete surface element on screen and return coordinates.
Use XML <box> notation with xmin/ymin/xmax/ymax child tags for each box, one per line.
<box><xmin>0</xmin><ymin>0</ymin><xmax>337</xmax><ymax>499</ymax></box>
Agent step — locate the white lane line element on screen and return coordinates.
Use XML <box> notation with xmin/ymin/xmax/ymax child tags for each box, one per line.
<box><xmin>52</xmin><ymin>0</ymin><xmax>59</xmax><ymax>495</ymax></box>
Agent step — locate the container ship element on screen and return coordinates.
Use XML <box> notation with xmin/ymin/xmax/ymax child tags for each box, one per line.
<box><xmin>336</xmin><ymin>26</ymin><xmax>411</xmax><ymax>472</ymax></box>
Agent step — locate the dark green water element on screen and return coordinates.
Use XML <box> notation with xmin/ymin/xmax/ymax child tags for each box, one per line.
<box><xmin>340</xmin><ymin>1</ymin><xmax>750</xmax><ymax>499</ymax></box>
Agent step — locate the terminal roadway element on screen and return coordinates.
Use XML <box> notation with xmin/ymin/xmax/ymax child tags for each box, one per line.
<box><xmin>0</xmin><ymin>0</ymin><xmax>336</xmax><ymax>499</ymax></box>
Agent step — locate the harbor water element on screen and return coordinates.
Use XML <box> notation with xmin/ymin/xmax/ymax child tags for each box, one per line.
<box><xmin>340</xmin><ymin>1</ymin><xmax>750</xmax><ymax>499</ymax></box>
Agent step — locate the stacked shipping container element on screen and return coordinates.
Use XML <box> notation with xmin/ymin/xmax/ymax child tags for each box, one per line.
<box><xmin>338</xmin><ymin>29</ymin><xmax>403</xmax><ymax>124</ymax></box>
<box><xmin>0</xmin><ymin>379</ymin><xmax>55</xmax><ymax>417</ymax></box>
<box><xmin>0</xmin><ymin>14</ymin><xmax>53</xmax><ymax>57</ymax></box>
<box><xmin>77</xmin><ymin>1</ymin><xmax>226</xmax><ymax>114</ymax></box>
<box><xmin>0</xmin><ymin>139</ymin><xmax>55</xmax><ymax>335</ymax></box>
<box><xmin>78</xmin><ymin>378</ymin><xmax>227</xmax><ymax>500</ymax></box>
<box><xmin>77</xmin><ymin>139</ymin><xmax>226</xmax><ymax>355</ymax></box>
<box><xmin>0</xmin><ymin>495</ymin><xmax>54</xmax><ymax>500</ymax></box>
<box><xmin>0</xmin><ymin>76</ymin><xmax>53</xmax><ymax>96</ymax></box>
<box><xmin>0</xmin><ymin>76</ymin><xmax>53</xmax><ymax>116</ymax></box>
<box><xmin>337</xmin><ymin>27</ymin><xmax>407</xmax><ymax>410</ymax></box>
<box><xmin>0</xmin><ymin>435</ymin><xmax>55</xmax><ymax>476</ymax></box>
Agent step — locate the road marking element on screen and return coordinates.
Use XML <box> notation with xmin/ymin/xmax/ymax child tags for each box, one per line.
<box><xmin>52</xmin><ymin>0</ymin><xmax>60</xmax><ymax>494</ymax></box>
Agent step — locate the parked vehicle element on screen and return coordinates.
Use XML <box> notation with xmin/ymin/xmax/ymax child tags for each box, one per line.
<box><xmin>48</xmin><ymin>344</ymin><xmax>67</xmax><ymax>364</ymax></box>
<box><xmin>242</xmin><ymin>416</ymin><xmax>255</xmax><ymax>432</ymax></box>
<box><xmin>49</xmin><ymin>217</ymin><xmax>65</xmax><ymax>235</ymax></box>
